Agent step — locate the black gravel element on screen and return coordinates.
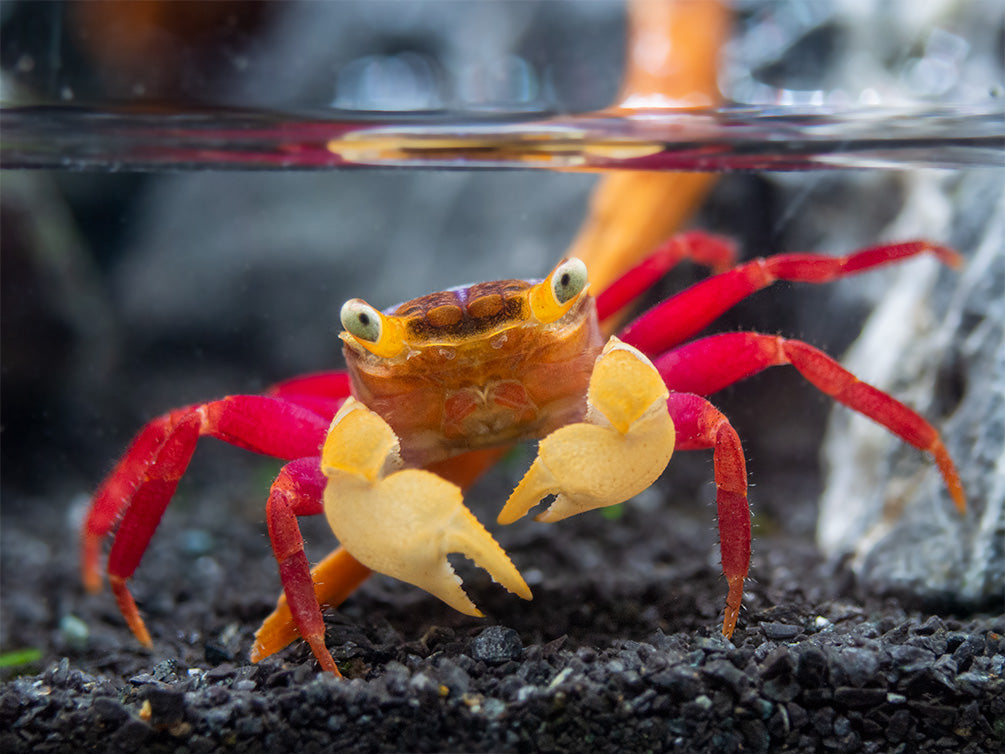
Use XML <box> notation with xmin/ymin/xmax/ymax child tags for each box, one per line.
<box><xmin>2</xmin><ymin>484</ymin><xmax>1003</xmax><ymax>753</ymax></box>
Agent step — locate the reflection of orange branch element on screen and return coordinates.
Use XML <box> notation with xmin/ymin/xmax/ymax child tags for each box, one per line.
<box><xmin>567</xmin><ymin>0</ymin><xmax>731</xmax><ymax>292</ymax></box>
<box><xmin>616</xmin><ymin>0</ymin><xmax>728</xmax><ymax>108</ymax></box>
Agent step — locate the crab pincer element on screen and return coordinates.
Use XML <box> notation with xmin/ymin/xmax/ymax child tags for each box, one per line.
<box><xmin>498</xmin><ymin>337</ymin><xmax>675</xmax><ymax>525</ymax></box>
<box><xmin>321</xmin><ymin>397</ymin><xmax>532</xmax><ymax>616</ymax></box>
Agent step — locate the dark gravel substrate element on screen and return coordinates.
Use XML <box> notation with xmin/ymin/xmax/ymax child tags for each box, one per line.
<box><xmin>2</xmin><ymin>480</ymin><xmax>1003</xmax><ymax>753</ymax></box>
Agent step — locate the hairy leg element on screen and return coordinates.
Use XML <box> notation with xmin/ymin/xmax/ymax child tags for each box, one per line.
<box><xmin>619</xmin><ymin>240</ymin><xmax>960</xmax><ymax>355</ymax></box>
<box><xmin>656</xmin><ymin>332</ymin><xmax>965</xmax><ymax>511</ymax></box>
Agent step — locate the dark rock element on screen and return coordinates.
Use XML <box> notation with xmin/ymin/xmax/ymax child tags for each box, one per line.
<box><xmin>204</xmin><ymin>642</ymin><xmax>233</xmax><ymax>666</ymax></box>
<box><xmin>760</xmin><ymin>645</ymin><xmax>795</xmax><ymax>679</ymax></box>
<box><xmin>786</xmin><ymin>703</ymin><xmax>809</xmax><ymax>734</ymax></box>
<box><xmin>794</xmin><ymin>644</ymin><xmax>829</xmax><ymax>688</ymax></box>
<box><xmin>762</xmin><ymin>675</ymin><xmax>802</xmax><ymax>703</ymax></box>
<box><xmin>830</xmin><ymin>646</ymin><xmax>880</xmax><ymax>687</ymax></box>
<box><xmin>907</xmin><ymin>701</ymin><xmax>957</xmax><ymax>727</ymax></box>
<box><xmin>952</xmin><ymin>633</ymin><xmax>986</xmax><ymax>670</ymax></box>
<box><xmin>890</xmin><ymin>644</ymin><xmax>936</xmax><ymax>672</ymax></box>
<box><xmin>762</xmin><ymin>622</ymin><xmax>802</xmax><ymax>641</ymax></box>
<box><xmin>470</xmin><ymin>626</ymin><xmax>523</xmax><ymax>665</ymax></box>
<box><xmin>702</xmin><ymin>659</ymin><xmax>749</xmax><ymax>695</ymax></box>
<box><xmin>650</xmin><ymin>667</ymin><xmax>702</xmax><ymax>701</ymax></box>
<box><xmin>833</xmin><ymin>686</ymin><xmax>887</xmax><ymax>708</ymax></box>
<box><xmin>110</xmin><ymin>718</ymin><xmax>150</xmax><ymax>750</ymax></box>
<box><xmin>811</xmin><ymin>706</ymin><xmax>834</xmax><ymax>736</ymax></box>
<box><xmin>435</xmin><ymin>658</ymin><xmax>471</xmax><ymax>697</ymax></box>
<box><xmin>738</xmin><ymin>718</ymin><xmax>771</xmax><ymax>754</ymax></box>
<box><xmin>90</xmin><ymin>697</ymin><xmax>128</xmax><ymax>727</ymax></box>
<box><xmin>203</xmin><ymin>664</ymin><xmax>238</xmax><ymax>683</ymax></box>
<box><xmin>767</xmin><ymin>705</ymin><xmax>790</xmax><ymax>739</ymax></box>
<box><xmin>956</xmin><ymin>670</ymin><xmax>996</xmax><ymax>696</ymax></box>
<box><xmin>888</xmin><ymin>711</ymin><xmax>912</xmax><ymax>747</ymax></box>
<box><xmin>141</xmin><ymin>686</ymin><xmax>186</xmax><ymax>727</ymax></box>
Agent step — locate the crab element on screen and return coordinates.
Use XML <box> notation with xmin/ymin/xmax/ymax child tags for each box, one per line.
<box><xmin>81</xmin><ymin>231</ymin><xmax>966</xmax><ymax>676</ymax></box>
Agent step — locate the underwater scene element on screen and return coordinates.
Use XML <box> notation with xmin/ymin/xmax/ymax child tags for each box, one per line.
<box><xmin>2</xmin><ymin>2</ymin><xmax>1003</xmax><ymax>751</ymax></box>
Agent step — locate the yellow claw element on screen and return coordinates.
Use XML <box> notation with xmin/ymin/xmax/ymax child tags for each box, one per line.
<box><xmin>498</xmin><ymin>337</ymin><xmax>675</xmax><ymax>525</ymax></box>
<box><xmin>321</xmin><ymin>399</ymin><xmax>531</xmax><ymax>616</ymax></box>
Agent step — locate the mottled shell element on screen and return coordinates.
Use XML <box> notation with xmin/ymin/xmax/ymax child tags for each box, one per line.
<box><xmin>391</xmin><ymin>280</ymin><xmax>533</xmax><ymax>344</ymax></box>
<box><xmin>342</xmin><ymin>274</ymin><xmax>603</xmax><ymax>468</ymax></box>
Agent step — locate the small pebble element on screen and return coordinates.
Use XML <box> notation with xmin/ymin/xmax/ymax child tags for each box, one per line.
<box><xmin>762</xmin><ymin>622</ymin><xmax>801</xmax><ymax>641</ymax></box>
<box><xmin>470</xmin><ymin>626</ymin><xmax>522</xmax><ymax>664</ymax></box>
<box><xmin>58</xmin><ymin>614</ymin><xmax>90</xmax><ymax>651</ymax></box>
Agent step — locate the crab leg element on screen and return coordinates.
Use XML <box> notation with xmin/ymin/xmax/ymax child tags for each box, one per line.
<box><xmin>82</xmin><ymin>395</ymin><xmax>334</xmax><ymax>646</ymax></box>
<box><xmin>267</xmin><ymin>371</ymin><xmax>352</xmax><ymax>420</ymax></box>
<box><xmin>666</xmin><ymin>392</ymin><xmax>749</xmax><ymax>638</ymax></box>
<box><xmin>619</xmin><ymin>240</ymin><xmax>962</xmax><ymax>356</ymax></box>
<box><xmin>595</xmin><ymin>231</ymin><xmax>738</xmax><ymax>322</ymax></box>
<box><xmin>655</xmin><ymin>332</ymin><xmax>966</xmax><ymax>512</ymax></box>
<box><xmin>260</xmin><ymin>457</ymin><xmax>346</xmax><ymax>675</ymax></box>
<box><xmin>251</xmin><ymin>545</ymin><xmax>371</xmax><ymax>667</ymax></box>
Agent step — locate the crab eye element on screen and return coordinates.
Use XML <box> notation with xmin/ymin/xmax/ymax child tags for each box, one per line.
<box><xmin>340</xmin><ymin>299</ymin><xmax>382</xmax><ymax>343</ymax></box>
<box><xmin>550</xmin><ymin>257</ymin><xmax>588</xmax><ymax>305</ymax></box>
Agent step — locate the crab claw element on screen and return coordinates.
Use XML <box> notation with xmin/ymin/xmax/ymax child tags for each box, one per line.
<box><xmin>321</xmin><ymin>398</ymin><xmax>531</xmax><ymax>615</ymax></box>
<box><xmin>498</xmin><ymin>337</ymin><xmax>675</xmax><ymax>525</ymax></box>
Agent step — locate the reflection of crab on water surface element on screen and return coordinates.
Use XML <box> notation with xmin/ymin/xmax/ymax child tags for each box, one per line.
<box><xmin>81</xmin><ymin>231</ymin><xmax>967</xmax><ymax>676</ymax></box>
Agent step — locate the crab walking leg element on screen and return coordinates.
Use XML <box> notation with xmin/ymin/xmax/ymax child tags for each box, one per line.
<box><xmin>82</xmin><ymin>416</ymin><xmax>181</xmax><ymax>594</ymax></box>
<box><xmin>321</xmin><ymin>398</ymin><xmax>532</xmax><ymax>616</ymax></box>
<box><xmin>655</xmin><ymin>332</ymin><xmax>966</xmax><ymax>512</ymax></box>
<box><xmin>82</xmin><ymin>396</ymin><xmax>332</xmax><ymax>645</ymax></box>
<box><xmin>104</xmin><ymin>413</ymin><xmax>201</xmax><ymax>646</ymax></box>
<box><xmin>620</xmin><ymin>240</ymin><xmax>962</xmax><ymax>356</ymax></box>
<box><xmin>261</xmin><ymin>457</ymin><xmax>345</xmax><ymax>675</ymax></box>
<box><xmin>251</xmin><ymin>546</ymin><xmax>372</xmax><ymax>666</ymax></box>
<box><xmin>665</xmin><ymin>393</ymin><xmax>749</xmax><ymax>638</ymax></box>
<box><xmin>268</xmin><ymin>370</ymin><xmax>352</xmax><ymax>398</ymax></box>
<box><xmin>595</xmin><ymin>231</ymin><xmax>738</xmax><ymax>323</ymax></box>
<box><xmin>266</xmin><ymin>370</ymin><xmax>352</xmax><ymax>421</ymax></box>
<box><xmin>498</xmin><ymin>337</ymin><xmax>675</xmax><ymax>525</ymax></box>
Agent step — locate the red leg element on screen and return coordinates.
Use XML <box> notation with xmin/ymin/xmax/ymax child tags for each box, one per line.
<box><xmin>620</xmin><ymin>240</ymin><xmax>962</xmax><ymax>356</ymax></box>
<box><xmin>269</xmin><ymin>371</ymin><xmax>351</xmax><ymax>397</ymax></box>
<box><xmin>267</xmin><ymin>370</ymin><xmax>352</xmax><ymax>421</ymax></box>
<box><xmin>106</xmin><ymin>412</ymin><xmax>201</xmax><ymax>645</ymax></box>
<box><xmin>263</xmin><ymin>457</ymin><xmax>343</xmax><ymax>674</ymax></box>
<box><xmin>82</xmin><ymin>395</ymin><xmax>333</xmax><ymax>646</ymax></box>
<box><xmin>656</xmin><ymin>332</ymin><xmax>966</xmax><ymax>512</ymax></box>
<box><xmin>595</xmin><ymin>231</ymin><xmax>738</xmax><ymax>322</ymax></box>
<box><xmin>82</xmin><ymin>415</ymin><xmax>178</xmax><ymax>593</ymax></box>
<box><xmin>252</xmin><ymin>546</ymin><xmax>372</xmax><ymax>668</ymax></box>
<box><xmin>666</xmin><ymin>392</ymin><xmax>749</xmax><ymax>638</ymax></box>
